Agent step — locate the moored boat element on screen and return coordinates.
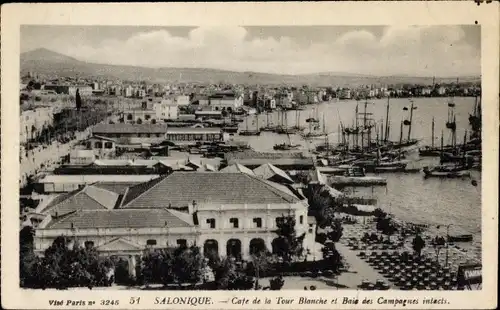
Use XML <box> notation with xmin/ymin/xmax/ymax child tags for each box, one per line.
<box><xmin>448</xmin><ymin>234</ymin><xmax>473</xmax><ymax>243</ymax></box>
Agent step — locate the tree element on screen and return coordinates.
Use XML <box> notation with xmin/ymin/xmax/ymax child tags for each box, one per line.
<box><xmin>140</xmin><ymin>246</ymin><xmax>205</xmax><ymax>287</ymax></box>
<box><xmin>20</xmin><ymin>236</ymin><xmax>111</xmax><ymax>289</ymax></box>
<box><xmin>412</xmin><ymin>234</ymin><xmax>425</xmax><ymax>257</ymax></box>
<box><xmin>273</xmin><ymin>215</ymin><xmax>305</xmax><ymax>263</ymax></box>
<box><xmin>269</xmin><ymin>276</ymin><xmax>285</xmax><ymax>290</ymax></box>
<box><xmin>136</xmin><ymin>118</ymin><xmax>143</xmax><ymax>124</ymax></box>
<box><xmin>75</xmin><ymin>89</ymin><xmax>82</xmax><ymax>111</ymax></box>
<box><xmin>212</xmin><ymin>257</ymin><xmax>254</xmax><ymax>290</ymax></box>
<box><xmin>249</xmin><ymin>252</ymin><xmax>270</xmax><ymax>290</ymax></box>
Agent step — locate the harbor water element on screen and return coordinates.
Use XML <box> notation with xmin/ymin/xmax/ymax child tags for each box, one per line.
<box><xmin>232</xmin><ymin>97</ymin><xmax>482</xmax><ymax>258</ymax></box>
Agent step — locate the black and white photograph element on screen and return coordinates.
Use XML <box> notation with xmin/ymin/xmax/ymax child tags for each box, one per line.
<box><xmin>2</xmin><ymin>2</ymin><xmax>498</xmax><ymax>310</ymax></box>
<box><xmin>17</xmin><ymin>23</ymin><xmax>483</xmax><ymax>291</ymax></box>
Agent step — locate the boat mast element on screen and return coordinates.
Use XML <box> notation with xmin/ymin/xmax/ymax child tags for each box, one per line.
<box><xmin>407</xmin><ymin>100</ymin><xmax>414</xmax><ymax>142</ymax></box>
<box><xmin>355</xmin><ymin>103</ymin><xmax>359</xmax><ymax>148</ymax></box>
<box><xmin>384</xmin><ymin>96</ymin><xmax>390</xmax><ymax>142</ymax></box>
<box><xmin>256</xmin><ymin>114</ymin><xmax>259</xmax><ymax>131</ymax></box>
<box><xmin>431</xmin><ymin>117</ymin><xmax>435</xmax><ymax>148</ymax></box>
<box><xmin>399</xmin><ymin>121</ymin><xmax>403</xmax><ymax>160</ymax></box>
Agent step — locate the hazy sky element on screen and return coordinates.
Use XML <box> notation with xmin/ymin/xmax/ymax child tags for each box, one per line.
<box><xmin>21</xmin><ymin>25</ymin><xmax>481</xmax><ymax>76</ymax></box>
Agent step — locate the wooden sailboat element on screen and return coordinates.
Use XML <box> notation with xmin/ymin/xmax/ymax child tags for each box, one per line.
<box><xmin>305</xmin><ymin>106</ymin><xmax>319</xmax><ymax>123</ymax></box>
<box><xmin>423</xmin><ymin>131</ymin><xmax>470</xmax><ymax>178</ymax></box>
<box><xmin>273</xmin><ymin>131</ymin><xmax>301</xmax><ymax>150</ymax></box>
<box><xmin>291</xmin><ymin>109</ymin><xmax>305</xmax><ymax>131</ymax></box>
<box><xmin>239</xmin><ymin>114</ymin><xmax>261</xmax><ymax>136</ymax></box>
<box><xmin>275</xmin><ymin>111</ymin><xmax>298</xmax><ymax>134</ymax></box>
<box><xmin>302</xmin><ymin>112</ymin><xmax>325</xmax><ymax>139</ymax></box>
<box><xmin>418</xmin><ymin>117</ymin><xmax>441</xmax><ymax>156</ymax></box>
<box><xmin>260</xmin><ymin>111</ymin><xmax>276</xmax><ymax>131</ymax></box>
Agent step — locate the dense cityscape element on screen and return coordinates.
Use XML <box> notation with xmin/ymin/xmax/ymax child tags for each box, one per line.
<box><xmin>19</xmin><ymin>26</ymin><xmax>482</xmax><ymax>292</ymax></box>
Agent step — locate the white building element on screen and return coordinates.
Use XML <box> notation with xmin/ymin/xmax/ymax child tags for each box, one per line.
<box><xmin>176</xmin><ymin>95</ymin><xmax>190</xmax><ymax>106</ymax></box>
<box><xmin>33</xmin><ymin>172</ymin><xmax>314</xmax><ymax>262</ymax></box>
<box><xmin>206</xmin><ymin>92</ymin><xmax>244</xmax><ymax>111</ymax></box>
<box><xmin>154</xmin><ymin>100</ymin><xmax>179</xmax><ymax>120</ymax></box>
<box><xmin>20</xmin><ymin>107</ymin><xmax>54</xmax><ymax>144</ymax></box>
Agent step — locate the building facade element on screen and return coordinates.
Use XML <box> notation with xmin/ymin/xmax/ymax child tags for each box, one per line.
<box><xmin>20</xmin><ymin>107</ymin><xmax>54</xmax><ymax>144</ymax></box>
<box><xmin>154</xmin><ymin>100</ymin><xmax>179</xmax><ymax>120</ymax></box>
<box><xmin>33</xmin><ymin>172</ymin><xmax>314</xmax><ymax>261</ymax></box>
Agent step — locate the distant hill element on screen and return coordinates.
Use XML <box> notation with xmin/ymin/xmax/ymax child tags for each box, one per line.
<box><xmin>20</xmin><ymin>48</ymin><xmax>481</xmax><ymax>87</ymax></box>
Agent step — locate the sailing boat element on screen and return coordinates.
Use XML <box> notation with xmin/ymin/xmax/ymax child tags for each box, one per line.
<box><xmin>469</xmin><ymin>95</ymin><xmax>481</xmax><ymax>141</ymax></box>
<box><xmin>275</xmin><ymin>111</ymin><xmax>298</xmax><ymax>134</ymax></box>
<box><xmin>418</xmin><ymin>117</ymin><xmax>442</xmax><ymax>156</ymax></box>
<box><xmin>373</xmin><ymin>124</ymin><xmax>408</xmax><ymax>173</ymax></box>
<box><xmin>291</xmin><ymin>109</ymin><xmax>305</xmax><ymax>131</ymax></box>
<box><xmin>422</xmin><ymin>130</ymin><xmax>471</xmax><ymax>178</ymax></box>
<box><xmin>302</xmin><ymin>113</ymin><xmax>325</xmax><ymax>139</ymax></box>
<box><xmin>260</xmin><ymin>111</ymin><xmax>276</xmax><ymax>132</ymax></box>
<box><xmin>393</xmin><ymin>100</ymin><xmax>419</xmax><ymax>148</ymax></box>
<box><xmin>273</xmin><ymin>131</ymin><xmax>301</xmax><ymax>150</ymax></box>
<box><xmin>239</xmin><ymin>114</ymin><xmax>261</xmax><ymax>136</ymax></box>
<box><xmin>305</xmin><ymin>106</ymin><xmax>319</xmax><ymax>123</ymax></box>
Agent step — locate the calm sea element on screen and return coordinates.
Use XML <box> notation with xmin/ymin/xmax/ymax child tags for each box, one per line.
<box><xmin>232</xmin><ymin>97</ymin><xmax>482</xmax><ymax>250</ymax></box>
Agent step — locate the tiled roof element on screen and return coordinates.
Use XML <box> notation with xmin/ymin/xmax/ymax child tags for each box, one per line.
<box><xmin>121</xmin><ymin>172</ymin><xmax>301</xmax><ymax>209</ymax></box>
<box><xmin>253</xmin><ymin>163</ymin><xmax>294</xmax><ymax>184</ymax></box>
<box><xmin>93</xmin><ymin>123</ymin><xmax>168</xmax><ymax>134</ymax></box>
<box><xmin>47</xmin><ymin>209</ymin><xmax>194</xmax><ymax>229</ymax></box>
<box><xmin>227</xmin><ymin>158</ymin><xmax>315</xmax><ymax>167</ymax></box>
<box><xmin>40</xmin><ymin>185</ymin><xmax>119</xmax><ymax>215</ymax></box>
<box><xmin>219</xmin><ymin>163</ymin><xmax>255</xmax><ymax>175</ymax></box>
<box><xmin>119</xmin><ymin>177</ymin><xmax>167</xmax><ymax>207</ymax></box>
<box><xmin>92</xmin><ymin>182</ymin><xmax>141</xmax><ymax>195</ymax></box>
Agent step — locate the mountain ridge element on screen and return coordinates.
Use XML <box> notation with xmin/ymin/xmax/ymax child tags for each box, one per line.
<box><xmin>21</xmin><ymin>48</ymin><xmax>481</xmax><ymax>86</ymax></box>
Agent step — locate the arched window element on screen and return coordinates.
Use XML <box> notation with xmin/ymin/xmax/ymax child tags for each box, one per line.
<box><xmin>127</xmin><ymin>113</ymin><xmax>133</xmax><ymax>120</ymax></box>
<box><xmin>145</xmin><ymin>114</ymin><xmax>151</xmax><ymax>120</ymax></box>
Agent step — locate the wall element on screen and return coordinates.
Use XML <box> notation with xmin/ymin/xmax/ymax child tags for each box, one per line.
<box><xmin>34</xmin><ymin>226</ymin><xmax>198</xmax><ymax>253</ymax></box>
<box><xmin>195</xmin><ymin>201</ymin><xmax>310</xmax><ymax>259</ymax></box>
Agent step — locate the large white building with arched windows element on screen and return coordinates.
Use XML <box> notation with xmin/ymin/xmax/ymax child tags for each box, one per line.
<box><xmin>33</xmin><ymin>171</ymin><xmax>316</xmax><ymax>265</ymax></box>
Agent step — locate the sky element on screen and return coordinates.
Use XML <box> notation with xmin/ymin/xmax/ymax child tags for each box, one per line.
<box><xmin>21</xmin><ymin>25</ymin><xmax>481</xmax><ymax>77</ymax></box>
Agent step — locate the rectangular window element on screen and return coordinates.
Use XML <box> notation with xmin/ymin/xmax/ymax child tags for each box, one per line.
<box><xmin>253</xmin><ymin>217</ymin><xmax>262</xmax><ymax>228</ymax></box>
<box><xmin>104</xmin><ymin>142</ymin><xmax>113</xmax><ymax>149</ymax></box>
<box><xmin>206</xmin><ymin>218</ymin><xmax>216</xmax><ymax>229</ymax></box>
<box><xmin>229</xmin><ymin>217</ymin><xmax>239</xmax><ymax>228</ymax></box>
<box><xmin>275</xmin><ymin>217</ymin><xmax>284</xmax><ymax>226</ymax></box>
<box><xmin>146</xmin><ymin>239</ymin><xmax>157</xmax><ymax>246</ymax></box>
<box><xmin>84</xmin><ymin>241</ymin><xmax>94</xmax><ymax>249</ymax></box>
<box><xmin>299</xmin><ymin>215</ymin><xmax>304</xmax><ymax>224</ymax></box>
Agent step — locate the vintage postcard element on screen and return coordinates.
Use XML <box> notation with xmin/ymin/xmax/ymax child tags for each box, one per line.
<box><xmin>1</xmin><ymin>2</ymin><xmax>498</xmax><ymax>309</ymax></box>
